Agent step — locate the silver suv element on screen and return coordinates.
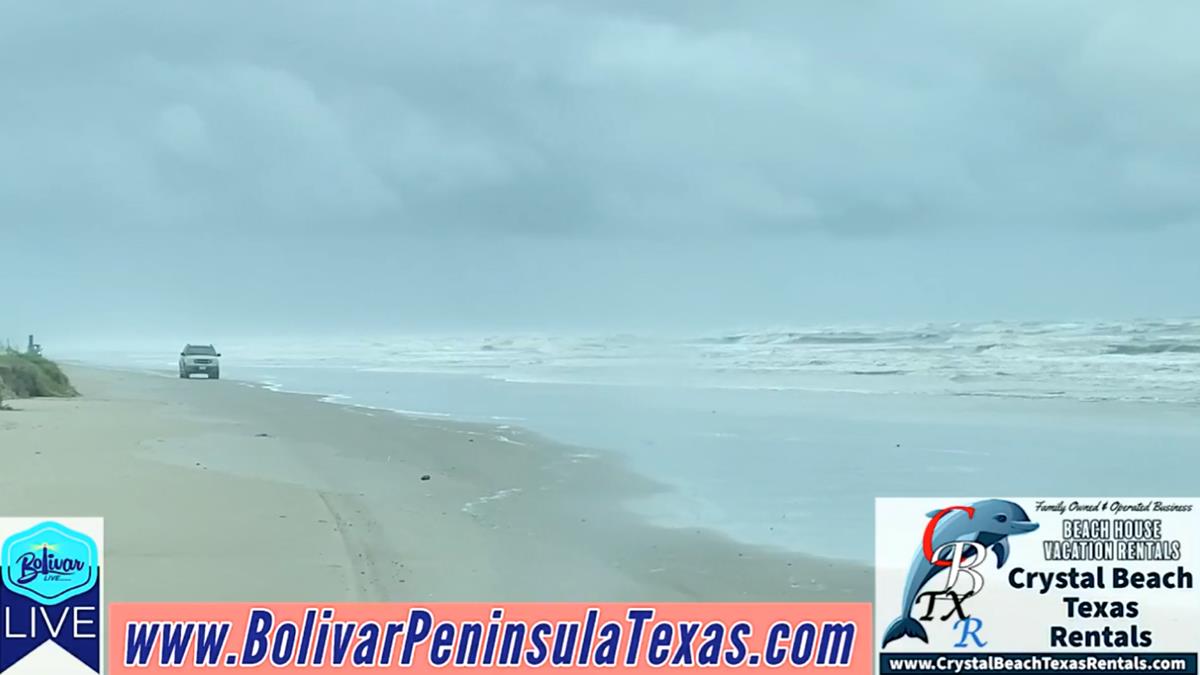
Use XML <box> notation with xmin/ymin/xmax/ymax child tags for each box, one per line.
<box><xmin>179</xmin><ymin>344</ymin><xmax>221</xmax><ymax>379</ymax></box>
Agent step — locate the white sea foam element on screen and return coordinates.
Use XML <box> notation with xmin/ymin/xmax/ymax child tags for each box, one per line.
<box><xmin>61</xmin><ymin>318</ymin><xmax>1200</xmax><ymax>562</ymax></box>
<box><xmin>248</xmin><ymin>320</ymin><xmax>1200</xmax><ymax>404</ymax></box>
<box><xmin>461</xmin><ymin>488</ymin><xmax>523</xmax><ymax>516</ymax></box>
<box><xmin>65</xmin><ymin>319</ymin><xmax>1200</xmax><ymax>405</ymax></box>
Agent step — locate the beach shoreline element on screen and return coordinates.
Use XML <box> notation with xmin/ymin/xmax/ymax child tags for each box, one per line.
<box><xmin>69</xmin><ymin>351</ymin><xmax>1200</xmax><ymax>565</ymax></box>
<box><xmin>0</xmin><ymin>365</ymin><xmax>870</xmax><ymax>603</ymax></box>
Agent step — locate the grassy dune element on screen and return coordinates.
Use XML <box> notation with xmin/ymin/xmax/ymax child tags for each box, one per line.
<box><xmin>0</xmin><ymin>351</ymin><xmax>78</xmax><ymax>407</ymax></box>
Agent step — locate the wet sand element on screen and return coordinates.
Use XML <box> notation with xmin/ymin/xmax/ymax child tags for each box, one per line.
<box><xmin>0</xmin><ymin>366</ymin><xmax>869</xmax><ymax>602</ymax></box>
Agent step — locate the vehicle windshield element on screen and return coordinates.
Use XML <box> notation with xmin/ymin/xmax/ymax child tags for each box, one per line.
<box><xmin>184</xmin><ymin>346</ymin><xmax>217</xmax><ymax>356</ymax></box>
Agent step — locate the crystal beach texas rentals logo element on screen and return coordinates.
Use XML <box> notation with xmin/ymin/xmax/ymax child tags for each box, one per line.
<box><xmin>877</xmin><ymin>497</ymin><xmax>1200</xmax><ymax>675</ymax></box>
<box><xmin>0</xmin><ymin>518</ymin><xmax>102</xmax><ymax>674</ymax></box>
<box><xmin>878</xmin><ymin>499</ymin><xmax>1039</xmax><ymax>650</ymax></box>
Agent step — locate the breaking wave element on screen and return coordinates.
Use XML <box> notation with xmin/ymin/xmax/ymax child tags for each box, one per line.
<box><xmin>78</xmin><ymin>317</ymin><xmax>1200</xmax><ymax>406</ymax></box>
<box><xmin>1106</xmin><ymin>342</ymin><xmax>1200</xmax><ymax>355</ymax></box>
<box><xmin>707</xmin><ymin>330</ymin><xmax>948</xmax><ymax>346</ymax></box>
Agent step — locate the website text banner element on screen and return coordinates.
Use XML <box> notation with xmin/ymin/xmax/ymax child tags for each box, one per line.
<box><xmin>876</xmin><ymin>498</ymin><xmax>1200</xmax><ymax>675</ymax></box>
<box><xmin>109</xmin><ymin>602</ymin><xmax>871</xmax><ymax>673</ymax></box>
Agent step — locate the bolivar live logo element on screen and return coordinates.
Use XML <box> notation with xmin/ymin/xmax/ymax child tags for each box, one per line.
<box><xmin>881</xmin><ymin>500</ymin><xmax>1038</xmax><ymax>649</ymax></box>
<box><xmin>0</xmin><ymin>518</ymin><xmax>103</xmax><ymax>674</ymax></box>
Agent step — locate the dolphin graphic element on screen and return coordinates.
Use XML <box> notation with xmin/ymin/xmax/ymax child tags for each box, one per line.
<box><xmin>881</xmin><ymin>499</ymin><xmax>1038</xmax><ymax>649</ymax></box>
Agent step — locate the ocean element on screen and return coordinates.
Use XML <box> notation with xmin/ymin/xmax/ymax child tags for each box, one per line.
<box><xmin>67</xmin><ymin>318</ymin><xmax>1200</xmax><ymax>561</ymax></box>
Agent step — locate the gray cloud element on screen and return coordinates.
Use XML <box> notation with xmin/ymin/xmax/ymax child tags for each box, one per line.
<box><xmin>3</xmin><ymin>0</ymin><xmax>1198</xmax><ymax>239</ymax></box>
<box><xmin>3</xmin><ymin>1</ymin><xmax>1200</xmax><ymax>343</ymax></box>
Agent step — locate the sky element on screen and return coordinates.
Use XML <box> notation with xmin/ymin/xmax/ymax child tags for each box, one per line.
<box><xmin>2</xmin><ymin>0</ymin><xmax>1198</xmax><ymax>343</ymax></box>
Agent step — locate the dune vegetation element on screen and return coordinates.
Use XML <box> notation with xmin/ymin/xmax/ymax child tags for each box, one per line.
<box><xmin>0</xmin><ymin>350</ymin><xmax>78</xmax><ymax>408</ymax></box>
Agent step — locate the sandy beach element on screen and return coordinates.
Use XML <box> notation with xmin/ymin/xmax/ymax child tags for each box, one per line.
<box><xmin>0</xmin><ymin>366</ymin><xmax>869</xmax><ymax>603</ymax></box>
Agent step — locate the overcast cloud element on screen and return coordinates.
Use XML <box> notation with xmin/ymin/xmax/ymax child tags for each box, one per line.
<box><xmin>2</xmin><ymin>1</ymin><xmax>1197</xmax><ymax>338</ymax></box>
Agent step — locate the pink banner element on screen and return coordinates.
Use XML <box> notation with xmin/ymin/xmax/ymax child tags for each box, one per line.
<box><xmin>109</xmin><ymin>602</ymin><xmax>871</xmax><ymax>672</ymax></box>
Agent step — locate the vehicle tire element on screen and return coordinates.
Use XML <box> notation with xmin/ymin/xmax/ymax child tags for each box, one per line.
<box><xmin>210</xmin><ymin>371</ymin><xmax>220</xmax><ymax>380</ymax></box>
<box><xmin>180</xmin><ymin>371</ymin><xmax>188</xmax><ymax>379</ymax></box>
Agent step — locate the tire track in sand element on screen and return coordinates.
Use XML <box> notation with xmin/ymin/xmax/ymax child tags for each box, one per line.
<box><xmin>318</xmin><ymin>491</ymin><xmax>391</xmax><ymax>600</ymax></box>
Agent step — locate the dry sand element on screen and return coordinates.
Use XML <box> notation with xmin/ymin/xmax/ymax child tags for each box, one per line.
<box><xmin>0</xmin><ymin>366</ymin><xmax>869</xmax><ymax>602</ymax></box>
